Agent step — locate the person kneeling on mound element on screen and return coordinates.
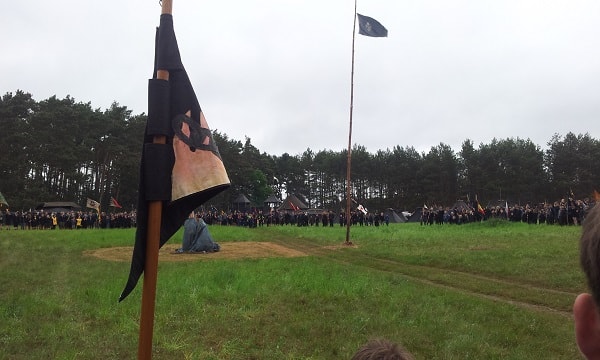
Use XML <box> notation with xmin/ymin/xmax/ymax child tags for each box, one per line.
<box><xmin>176</xmin><ymin>212</ymin><xmax>220</xmax><ymax>253</ymax></box>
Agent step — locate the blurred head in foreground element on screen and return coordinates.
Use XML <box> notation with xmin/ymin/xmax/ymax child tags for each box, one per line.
<box><xmin>351</xmin><ymin>339</ymin><xmax>414</xmax><ymax>360</ymax></box>
<box><xmin>574</xmin><ymin>203</ymin><xmax>600</xmax><ymax>359</ymax></box>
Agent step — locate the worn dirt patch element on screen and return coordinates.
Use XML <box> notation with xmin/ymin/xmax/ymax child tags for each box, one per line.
<box><xmin>84</xmin><ymin>242</ymin><xmax>308</xmax><ymax>262</ymax></box>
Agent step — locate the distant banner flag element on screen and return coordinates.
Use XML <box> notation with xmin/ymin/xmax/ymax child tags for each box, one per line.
<box><xmin>477</xmin><ymin>204</ymin><xmax>484</xmax><ymax>214</ymax></box>
<box><xmin>0</xmin><ymin>192</ymin><xmax>8</xmax><ymax>207</ymax></box>
<box><xmin>357</xmin><ymin>13</ymin><xmax>388</xmax><ymax>37</ymax></box>
<box><xmin>110</xmin><ymin>197</ymin><xmax>123</xmax><ymax>208</ymax></box>
<box><xmin>290</xmin><ymin>201</ymin><xmax>300</xmax><ymax>212</ymax></box>
<box><xmin>119</xmin><ymin>13</ymin><xmax>230</xmax><ymax>302</ymax></box>
<box><xmin>477</xmin><ymin>202</ymin><xmax>485</xmax><ymax>215</ymax></box>
<box><xmin>357</xmin><ymin>204</ymin><xmax>368</xmax><ymax>215</ymax></box>
<box><xmin>86</xmin><ymin>198</ymin><xmax>100</xmax><ymax>211</ymax></box>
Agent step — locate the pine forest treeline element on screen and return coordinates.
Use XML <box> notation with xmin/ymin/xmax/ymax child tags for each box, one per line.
<box><xmin>1</xmin><ymin>90</ymin><xmax>599</xmax><ymax>213</ymax></box>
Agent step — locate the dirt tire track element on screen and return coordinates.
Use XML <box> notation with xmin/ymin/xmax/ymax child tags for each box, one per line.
<box><xmin>271</xmin><ymin>237</ymin><xmax>574</xmax><ymax>318</ymax></box>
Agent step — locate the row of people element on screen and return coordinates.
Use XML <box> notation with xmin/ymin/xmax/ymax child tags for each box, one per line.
<box><xmin>0</xmin><ymin>209</ymin><xmax>136</xmax><ymax>230</ymax></box>
<box><xmin>421</xmin><ymin>198</ymin><xmax>592</xmax><ymax>226</ymax></box>
<box><xmin>197</xmin><ymin>209</ymin><xmax>393</xmax><ymax>228</ymax></box>
<box><xmin>2</xmin><ymin>197</ymin><xmax>592</xmax><ymax>231</ymax></box>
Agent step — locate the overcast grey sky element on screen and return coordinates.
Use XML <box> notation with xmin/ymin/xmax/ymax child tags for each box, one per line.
<box><xmin>3</xmin><ymin>0</ymin><xmax>599</xmax><ymax>156</ymax></box>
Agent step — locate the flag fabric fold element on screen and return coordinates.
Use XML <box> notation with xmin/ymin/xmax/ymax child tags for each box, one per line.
<box><xmin>290</xmin><ymin>201</ymin><xmax>300</xmax><ymax>212</ymax></box>
<box><xmin>357</xmin><ymin>204</ymin><xmax>368</xmax><ymax>215</ymax></box>
<box><xmin>110</xmin><ymin>197</ymin><xmax>123</xmax><ymax>208</ymax></box>
<box><xmin>357</xmin><ymin>13</ymin><xmax>388</xmax><ymax>37</ymax></box>
<box><xmin>86</xmin><ymin>198</ymin><xmax>100</xmax><ymax>211</ymax></box>
<box><xmin>119</xmin><ymin>13</ymin><xmax>230</xmax><ymax>302</ymax></box>
<box><xmin>0</xmin><ymin>192</ymin><xmax>8</xmax><ymax>207</ymax></box>
<box><xmin>474</xmin><ymin>195</ymin><xmax>485</xmax><ymax>216</ymax></box>
<box><xmin>477</xmin><ymin>202</ymin><xmax>485</xmax><ymax>215</ymax></box>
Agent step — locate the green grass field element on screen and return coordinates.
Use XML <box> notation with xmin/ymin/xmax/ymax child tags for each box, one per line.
<box><xmin>0</xmin><ymin>221</ymin><xmax>586</xmax><ymax>359</ymax></box>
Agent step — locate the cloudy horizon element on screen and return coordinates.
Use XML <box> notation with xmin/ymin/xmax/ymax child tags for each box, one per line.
<box><xmin>3</xmin><ymin>0</ymin><xmax>599</xmax><ymax>156</ymax></box>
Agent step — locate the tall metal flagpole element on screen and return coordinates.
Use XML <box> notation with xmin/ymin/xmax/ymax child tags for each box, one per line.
<box><xmin>138</xmin><ymin>1</ymin><xmax>171</xmax><ymax>358</ymax></box>
<box><xmin>345</xmin><ymin>0</ymin><xmax>358</xmax><ymax>245</ymax></box>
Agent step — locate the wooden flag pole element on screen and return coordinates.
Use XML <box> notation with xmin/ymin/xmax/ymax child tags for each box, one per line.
<box><xmin>345</xmin><ymin>0</ymin><xmax>358</xmax><ymax>245</ymax></box>
<box><xmin>138</xmin><ymin>1</ymin><xmax>172</xmax><ymax>359</ymax></box>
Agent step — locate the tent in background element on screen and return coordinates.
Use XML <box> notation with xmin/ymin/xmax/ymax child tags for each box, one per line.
<box><xmin>263</xmin><ymin>194</ymin><xmax>282</xmax><ymax>211</ymax></box>
<box><xmin>278</xmin><ymin>194</ymin><xmax>308</xmax><ymax>212</ymax></box>
<box><xmin>232</xmin><ymin>194</ymin><xmax>251</xmax><ymax>211</ymax></box>
<box><xmin>451</xmin><ymin>199</ymin><xmax>473</xmax><ymax>212</ymax></box>
<box><xmin>35</xmin><ymin>202</ymin><xmax>82</xmax><ymax>213</ymax></box>
<box><xmin>383</xmin><ymin>208</ymin><xmax>407</xmax><ymax>223</ymax></box>
<box><xmin>407</xmin><ymin>207</ymin><xmax>424</xmax><ymax>222</ymax></box>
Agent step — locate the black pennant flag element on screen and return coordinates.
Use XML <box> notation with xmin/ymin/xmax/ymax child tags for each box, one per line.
<box><xmin>119</xmin><ymin>14</ymin><xmax>230</xmax><ymax>302</ymax></box>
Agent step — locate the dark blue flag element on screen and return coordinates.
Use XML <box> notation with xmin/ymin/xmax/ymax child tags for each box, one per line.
<box><xmin>357</xmin><ymin>13</ymin><xmax>388</xmax><ymax>37</ymax></box>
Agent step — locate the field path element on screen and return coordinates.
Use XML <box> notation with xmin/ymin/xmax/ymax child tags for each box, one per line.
<box><xmin>271</xmin><ymin>237</ymin><xmax>576</xmax><ymax>318</ymax></box>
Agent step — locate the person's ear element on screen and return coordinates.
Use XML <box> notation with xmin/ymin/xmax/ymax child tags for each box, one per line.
<box><xmin>574</xmin><ymin>293</ymin><xmax>600</xmax><ymax>359</ymax></box>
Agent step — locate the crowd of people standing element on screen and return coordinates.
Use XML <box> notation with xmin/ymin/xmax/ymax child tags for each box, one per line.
<box><xmin>1</xmin><ymin>195</ymin><xmax>594</xmax><ymax>231</ymax></box>
<box><xmin>420</xmin><ymin>197</ymin><xmax>592</xmax><ymax>226</ymax></box>
<box><xmin>0</xmin><ymin>209</ymin><xmax>135</xmax><ymax>230</ymax></box>
<box><xmin>198</xmin><ymin>209</ymin><xmax>391</xmax><ymax>228</ymax></box>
